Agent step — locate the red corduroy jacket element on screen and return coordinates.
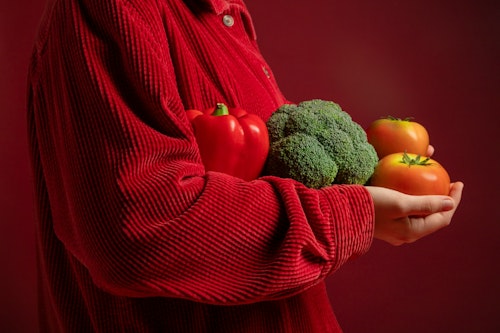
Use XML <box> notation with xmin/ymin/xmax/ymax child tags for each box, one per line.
<box><xmin>27</xmin><ymin>0</ymin><xmax>374</xmax><ymax>331</ymax></box>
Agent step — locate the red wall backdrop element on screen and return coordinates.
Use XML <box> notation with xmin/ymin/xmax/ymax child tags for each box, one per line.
<box><xmin>1</xmin><ymin>1</ymin><xmax>499</xmax><ymax>332</ymax></box>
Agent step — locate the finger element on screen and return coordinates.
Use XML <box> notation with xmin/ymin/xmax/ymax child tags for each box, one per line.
<box><xmin>404</xmin><ymin>182</ymin><xmax>463</xmax><ymax>242</ymax></box>
<box><xmin>407</xmin><ymin>213</ymin><xmax>451</xmax><ymax>241</ymax></box>
<box><xmin>448</xmin><ymin>181</ymin><xmax>464</xmax><ymax>205</ymax></box>
<box><xmin>402</xmin><ymin>195</ymin><xmax>455</xmax><ymax>217</ymax></box>
<box><xmin>426</xmin><ymin>144</ymin><xmax>435</xmax><ymax>157</ymax></box>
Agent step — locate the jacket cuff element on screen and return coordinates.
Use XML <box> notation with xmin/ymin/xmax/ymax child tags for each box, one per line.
<box><xmin>320</xmin><ymin>185</ymin><xmax>375</xmax><ymax>272</ymax></box>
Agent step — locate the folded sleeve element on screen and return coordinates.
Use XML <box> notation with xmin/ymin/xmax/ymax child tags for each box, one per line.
<box><xmin>28</xmin><ymin>0</ymin><xmax>374</xmax><ymax>305</ymax></box>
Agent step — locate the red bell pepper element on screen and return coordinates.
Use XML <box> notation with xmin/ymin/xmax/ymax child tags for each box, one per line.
<box><xmin>186</xmin><ymin>103</ymin><xmax>269</xmax><ymax>181</ymax></box>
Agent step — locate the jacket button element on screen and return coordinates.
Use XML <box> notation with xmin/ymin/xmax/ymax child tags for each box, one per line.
<box><xmin>223</xmin><ymin>15</ymin><xmax>235</xmax><ymax>27</ymax></box>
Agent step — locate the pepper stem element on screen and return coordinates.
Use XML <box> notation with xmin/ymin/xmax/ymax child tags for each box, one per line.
<box><xmin>212</xmin><ymin>103</ymin><xmax>229</xmax><ymax>116</ymax></box>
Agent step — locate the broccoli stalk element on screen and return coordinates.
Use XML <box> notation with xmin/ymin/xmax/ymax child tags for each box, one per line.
<box><xmin>264</xmin><ymin>99</ymin><xmax>378</xmax><ymax>188</ymax></box>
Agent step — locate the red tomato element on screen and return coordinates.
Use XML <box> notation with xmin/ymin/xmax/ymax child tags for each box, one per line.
<box><xmin>366</xmin><ymin>117</ymin><xmax>430</xmax><ymax>159</ymax></box>
<box><xmin>369</xmin><ymin>152</ymin><xmax>451</xmax><ymax>195</ymax></box>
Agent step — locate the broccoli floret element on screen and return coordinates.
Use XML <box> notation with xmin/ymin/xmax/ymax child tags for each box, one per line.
<box><xmin>264</xmin><ymin>99</ymin><xmax>378</xmax><ymax>188</ymax></box>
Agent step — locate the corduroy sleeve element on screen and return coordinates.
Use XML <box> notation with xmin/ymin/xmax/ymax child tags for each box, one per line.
<box><xmin>28</xmin><ymin>0</ymin><xmax>374</xmax><ymax>305</ymax></box>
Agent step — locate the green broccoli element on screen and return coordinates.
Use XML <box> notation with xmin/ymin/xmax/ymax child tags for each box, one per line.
<box><xmin>264</xmin><ymin>99</ymin><xmax>378</xmax><ymax>188</ymax></box>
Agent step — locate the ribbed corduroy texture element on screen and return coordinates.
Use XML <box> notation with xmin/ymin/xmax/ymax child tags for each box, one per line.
<box><xmin>27</xmin><ymin>0</ymin><xmax>375</xmax><ymax>332</ymax></box>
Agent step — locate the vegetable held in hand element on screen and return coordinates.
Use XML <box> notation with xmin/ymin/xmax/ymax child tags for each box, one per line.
<box><xmin>369</xmin><ymin>152</ymin><xmax>451</xmax><ymax>195</ymax></box>
<box><xmin>187</xmin><ymin>103</ymin><xmax>269</xmax><ymax>181</ymax></box>
<box><xmin>366</xmin><ymin>116</ymin><xmax>430</xmax><ymax>158</ymax></box>
<box><xmin>264</xmin><ymin>99</ymin><xmax>378</xmax><ymax>188</ymax></box>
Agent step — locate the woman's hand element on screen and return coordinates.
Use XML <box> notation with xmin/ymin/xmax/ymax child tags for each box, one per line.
<box><xmin>366</xmin><ymin>182</ymin><xmax>464</xmax><ymax>246</ymax></box>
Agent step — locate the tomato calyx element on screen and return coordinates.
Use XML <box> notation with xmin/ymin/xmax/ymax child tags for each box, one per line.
<box><xmin>386</xmin><ymin>115</ymin><xmax>414</xmax><ymax>122</ymax></box>
<box><xmin>400</xmin><ymin>152</ymin><xmax>431</xmax><ymax>166</ymax></box>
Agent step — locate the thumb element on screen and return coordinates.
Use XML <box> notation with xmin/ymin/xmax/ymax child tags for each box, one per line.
<box><xmin>404</xmin><ymin>196</ymin><xmax>455</xmax><ymax>216</ymax></box>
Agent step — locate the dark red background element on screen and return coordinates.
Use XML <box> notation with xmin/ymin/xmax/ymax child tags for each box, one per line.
<box><xmin>2</xmin><ymin>1</ymin><xmax>499</xmax><ymax>332</ymax></box>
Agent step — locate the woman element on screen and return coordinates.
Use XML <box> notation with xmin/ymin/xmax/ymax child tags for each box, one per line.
<box><xmin>27</xmin><ymin>0</ymin><xmax>463</xmax><ymax>331</ymax></box>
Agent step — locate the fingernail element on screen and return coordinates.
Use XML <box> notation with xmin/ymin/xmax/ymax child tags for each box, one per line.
<box><xmin>443</xmin><ymin>199</ymin><xmax>454</xmax><ymax>211</ymax></box>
